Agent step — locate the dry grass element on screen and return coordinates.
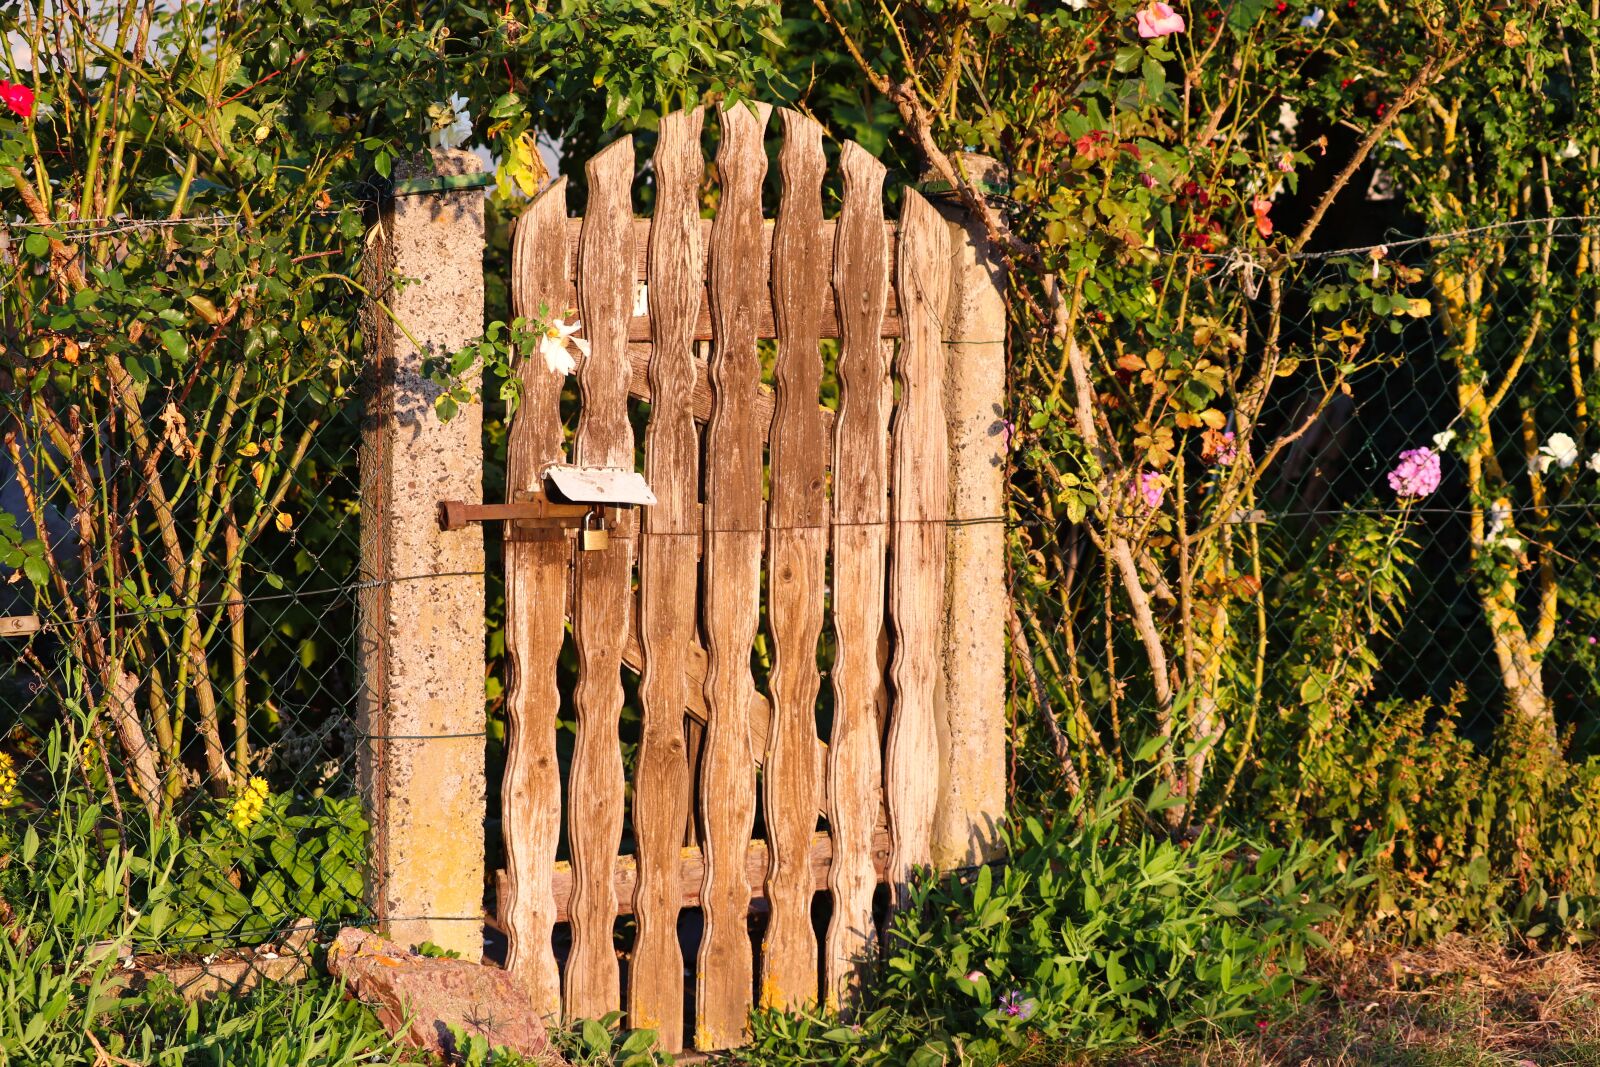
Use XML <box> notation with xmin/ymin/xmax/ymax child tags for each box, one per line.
<box><xmin>1099</xmin><ymin>937</ymin><xmax>1600</xmax><ymax>1067</ymax></box>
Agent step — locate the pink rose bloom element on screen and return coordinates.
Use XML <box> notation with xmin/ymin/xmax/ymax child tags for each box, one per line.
<box><xmin>1137</xmin><ymin>2</ymin><xmax>1186</xmax><ymax>38</ymax></box>
<box><xmin>1213</xmin><ymin>430</ymin><xmax>1237</xmax><ymax>466</ymax></box>
<box><xmin>1138</xmin><ymin>470</ymin><xmax>1165</xmax><ymax>508</ymax></box>
<box><xmin>0</xmin><ymin>80</ymin><xmax>35</xmax><ymax>120</ymax></box>
<box><xmin>1252</xmin><ymin>197</ymin><xmax>1274</xmax><ymax>238</ymax></box>
<box><xmin>1387</xmin><ymin>447</ymin><xmax>1441</xmax><ymax>499</ymax></box>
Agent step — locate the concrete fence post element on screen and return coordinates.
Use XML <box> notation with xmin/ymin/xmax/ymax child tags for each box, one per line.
<box><xmin>357</xmin><ymin>148</ymin><xmax>487</xmax><ymax>959</ymax></box>
<box><xmin>929</xmin><ymin>156</ymin><xmax>1010</xmax><ymax>870</ymax></box>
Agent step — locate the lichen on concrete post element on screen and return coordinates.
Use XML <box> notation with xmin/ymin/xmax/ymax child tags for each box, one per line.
<box><xmin>357</xmin><ymin>148</ymin><xmax>487</xmax><ymax>959</ymax></box>
<box><xmin>928</xmin><ymin>155</ymin><xmax>1009</xmax><ymax>870</ymax></box>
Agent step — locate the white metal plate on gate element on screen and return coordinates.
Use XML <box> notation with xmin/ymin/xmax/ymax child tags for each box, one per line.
<box><xmin>543</xmin><ymin>465</ymin><xmax>657</xmax><ymax>506</ymax></box>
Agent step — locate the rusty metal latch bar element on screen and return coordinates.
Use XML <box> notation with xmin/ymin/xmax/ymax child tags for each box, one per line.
<box><xmin>437</xmin><ymin>492</ymin><xmax>592</xmax><ymax>532</ymax></box>
<box><xmin>438</xmin><ymin>466</ymin><xmax>654</xmax><ymax>552</ymax></box>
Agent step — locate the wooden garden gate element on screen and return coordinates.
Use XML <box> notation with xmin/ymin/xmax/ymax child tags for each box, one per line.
<box><xmin>495</xmin><ymin>102</ymin><xmax>952</xmax><ymax>1053</ymax></box>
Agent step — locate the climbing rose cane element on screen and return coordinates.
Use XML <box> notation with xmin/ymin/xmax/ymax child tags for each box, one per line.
<box><xmin>1137</xmin><ymin>1</ymin><xmax>1186</xmax><ymax>37</ymax></box>
<box><xmin>1387</xmin><ymin>447</ymin><xmax>1441</xmax><ymax>499</ymax></box>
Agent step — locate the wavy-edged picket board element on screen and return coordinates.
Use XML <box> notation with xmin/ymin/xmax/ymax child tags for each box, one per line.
<box><xmin>761</xmin><ymin>108</ymin><xmax>829</xmax><ymax>1012</ymax></box>
<box><xmin>564</xmin><ymin>136</ymin><xmax>635</xmax><ymax>1021</ymax></box>
<box><xmin>556</xmin><ymin>218</ymin><xmax>903</xmax><ymax>339</ymax></box>
<box><xmin>695</xmin><ymin>100</ymin><xmax>771</xmax><ymax>1051</ymax></box>
<box><xmin>491</xmin><ymin>826</ymin><xmax>891</xmax><ymax>924</ymax></box>
<box><xmin>499</xmin><ymin>103</ymin><xmax>963</xmax><ymax>1053</ymax></box>
<box><xmin>629</xmin><ymin>107</ymin><xmax>704</xmax><ymax>1053</ymax></box>
<box><xmin>824</xmin><ymin>140</ymin><xmax>892</xmax><ymax>1014</ymax></box>
<box><xmin>623</xmin><ymin>343</ymin><xmax>835</xmax><ymax>438</ymax></box>
<box><xmin>885</xmin><ymin>191</ymin><xmax>952</xmax><ymax>906</ymax></box>
<box><xmin>503</xmin><ymin>180</ymin><xmax>572</xmax><ymax>1021</ymax></box>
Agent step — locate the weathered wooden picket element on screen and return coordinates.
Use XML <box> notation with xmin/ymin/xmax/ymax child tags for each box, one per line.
<box><xmin>497</xmin><ymin>102</ymin><xmax>951</xmax><ymax>1053</ymax></box>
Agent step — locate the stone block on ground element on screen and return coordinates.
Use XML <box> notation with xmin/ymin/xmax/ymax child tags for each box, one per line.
<box><xmin>105</xmin><ymin>917</ymin><xmax>315</xmax><ymax>1002</ymax></box>
<box><xmin>326</xmin><ymin>927</ymin><xmax>562</xmax><ymax>1063</ymax></box>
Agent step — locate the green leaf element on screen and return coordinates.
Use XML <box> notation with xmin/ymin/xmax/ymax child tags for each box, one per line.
<box><xmin>1227</xmin><ymin>0</ymin><xmax>1269</xmax><ymax>32</ymax></box>
<box><xmin>619</xmin><ymin>1029</ymin><xmax>656</xmax><ymax>1054</ymax></box>
<box><xmin>21</xmin><ymin>554</ymin><xmax>48</xmax><ymax>587</ymax></box>
<box><xmin>158</xmin><ymin>329</ymin><xmax>189</xmax><ymax>362</ymax></box>
<box><xmin>488</xmin><ymin>91</ymin><xmax>524</xmax><ymax>118</ymax></box>
<box><xmin>1133</xmin><ymin>734</ymin><xmax>1167</xmax><ymax>763</ymax></box>
<box><xmin>581</xmin><ymin>1018</ymin><xmax>610</xmax><ymax>1051</ymax></box>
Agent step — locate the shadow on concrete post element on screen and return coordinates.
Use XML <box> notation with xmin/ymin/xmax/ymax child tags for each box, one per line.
<box><xmin>926</xmin><ymin>153</ymin><xmax>1010</xmax><ymax>870</ymax></box>
<box><xmin>357</xmin><ymin>148</ymin><xmax>488</xmax><ymax>960</ymax></box>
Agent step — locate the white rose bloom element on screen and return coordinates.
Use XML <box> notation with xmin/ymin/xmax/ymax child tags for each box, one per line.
<box><xmin>1487</xmin><ymin>500</ymin><xmax>1511</xmax><ymax>539</ymax></box>
<box><xmin>1277</xmin><ymin>102</ymin><xmax>1299</xmax><ymax>136</ymax></box>
<box><xmin>1537</xmin><ymin>432</ymin><xmax>1580</xmax><ymax>473</ymax></box>
<box><xmin>1486</xmin><ymin>501</ymin><xmax>1523</xmax><ymax>554</ymax></box>
<box><xmin>536</xmin><ymin>318</ymin><xmax>589</xmax><ymax>376</ymax></box>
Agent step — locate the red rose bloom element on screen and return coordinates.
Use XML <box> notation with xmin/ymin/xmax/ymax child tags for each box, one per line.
<box><xmin>0</xmin><ymin>81</ymin><xmax>35</xmax><ymax>119</ymax></box>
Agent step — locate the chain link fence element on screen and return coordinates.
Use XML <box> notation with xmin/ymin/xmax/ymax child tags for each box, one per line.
<box><xmin>0</xmin><ymin>207</ymin><xmax>384</xmax><ymax>990</ymax></box>
<box><xmin>1006</xmin><ymin>221</ymin><xmax>1600</xmax><ymax>813</ymax></box>
<box><xmin>4</xmin><ymin>211</ymin><xmax>1598</xmax><ymax>990</ymax></box>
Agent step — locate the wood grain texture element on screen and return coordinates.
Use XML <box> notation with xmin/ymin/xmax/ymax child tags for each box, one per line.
<box><xmin>565</xmin><ymin>137</ymin><xmax>635</xmax><ymax>1021</ymax></box>
<box><xmin>623</xmin><ymin>627</ymin><xmax>777</xmax><ymax>764</ymax></box>
<box><xmin>695</xmin><ymin>100</ymin><xmax>771</xmax><ymax>1051</ymax></box>
<box><xmin>503</xmin><ymin>180</ymin><xmax>571</xmax><ymax>1020</ymax></box>
<box><xmin>556</xmin><ymin>218</ymin><xmax>904</xmax><ymax>339</ymax></box>
<box><xmin>825</xmin><ymin>141</ymin><xmax>892</xmax><ymax>1014</ymax></box>
<box><xmin>630</xmin><ymin>107</ymin><xmax>704</xmax><ymax>1052</ymax></box>
<box><xmin>535</xmin><ymin>826</ymin><xmax>893</xmax><ymax>922</ymax></box>
<box><xmin>885</xmin><ymin>190</ymin><xmax>952</xmax><ymax>906</ymax></box>
<box><xmin>760</xmin><ymin>108</ymin><xmax>829</xmax><ymax>1013</ymax></box>
<box><xmin>624</xmin><ymin>343</ymin><xmax>835</xmax><ymax>438</ymax></box>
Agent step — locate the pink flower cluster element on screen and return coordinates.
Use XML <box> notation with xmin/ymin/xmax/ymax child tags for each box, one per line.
<box><xmin>1000</xmin><ymin>990</ymin><xmax>1037</xmax><ymax>1021</ymax></box>
<box><xmin>1209</xmin><ymin>429</ymin><xmax>1238</xmax><ymax>466</ymax></box>
<box><xmin>1387</xmin><ymin>447</ymin><xmax>1441</xmax><ymax>499</ymax></box>
<box><xmin>1138</xmin><ymin>470</ymin><xmax>1165</xmax><ymax>508</ymax></box>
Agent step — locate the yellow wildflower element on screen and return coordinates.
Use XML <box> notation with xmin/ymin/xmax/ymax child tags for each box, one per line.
<box><xmin>227</xmin><ymin>776</ymin><xmax>271</xmax><ymax>833</ymax></box>
<box><xmin>0</xmin><ymin>751</ymin><xmax>17</xmax><ymax>806</ymax></box>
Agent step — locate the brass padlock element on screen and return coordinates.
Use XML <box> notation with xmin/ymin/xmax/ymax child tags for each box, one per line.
<box><xmin>579</xmin><ymin>509</ymin><xmax>609</xmax><ymax>552</ymax></box>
